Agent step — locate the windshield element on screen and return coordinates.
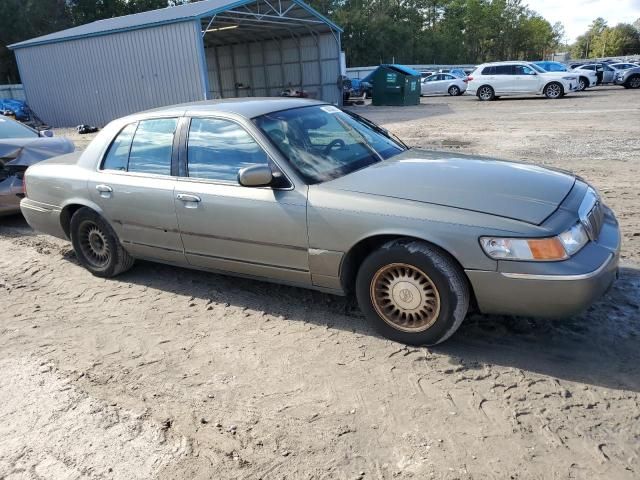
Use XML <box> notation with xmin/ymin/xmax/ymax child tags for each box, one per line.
<box><xmin>0</xmin><ymin>117</ymin><xmax>39</xmax><ymax>139</ymax></box>
<box><xmin>529</xmin><ymin>63</ymin><xmax>547</xmax><ymax>73</ymax></box>
<box><xmin>254</xmin><ymin>105</ymin><xmax>405</xmax><ymax>184</ymax></box>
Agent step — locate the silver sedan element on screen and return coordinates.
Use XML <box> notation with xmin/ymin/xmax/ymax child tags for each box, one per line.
<box><xmin>20</xmin><ymin>99</ymin><xmax>620</xmax><ymax>345</ymax></box>
<box><xmin>421</xmin><ymin>74</ymin><xmax>468</xmax><ymax>96</ymax></box>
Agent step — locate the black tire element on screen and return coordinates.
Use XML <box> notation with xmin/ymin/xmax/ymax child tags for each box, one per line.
<box><xmin>625</xmin><ymin>74</ymin><xmax>640</xmax><ymax>89</ymax></box>
<box><xmin>355</xmin><ymin>239</ymin><xmax>470</xmax><ymax>346</ymax></box>
<box><xmin>448</xmin><ymin>85</ymin><xmax>460</xmax><ymax>96</ymax></box>
<box><xmin>544</xmin><ymin>82</ymin><xmax>563</xmax><ymax>99</ymax></box>
<box><xmin>477</xmin><ymin>85</ymin><xmax>495</xmax><ymax>101</ymax></box>
<box><xmin>70</xmin><ymin>207</ymin><xmax>134</xmax><ymax>278</ymax></box>
<box><xmin>578</xmin><ymin>77</ymin><xmax>588</xmax><ymax>91</ymax></box>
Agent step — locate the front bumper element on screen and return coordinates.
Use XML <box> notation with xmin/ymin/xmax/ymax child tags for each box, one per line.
<box><xmin>466</xmin><ymin>209</ymin><xmax>620</xmax><ymax>318</ymax></box>
<box><xmin>566</xmin><ymin>80</ymin><xmax>581</xmax><ymax>92</ymax></box>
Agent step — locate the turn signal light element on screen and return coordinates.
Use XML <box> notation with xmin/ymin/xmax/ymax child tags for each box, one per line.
<box><xmin>526</xmin><ymin>238</ymin><xmax>567</xmax><ymax>260</ymax></box>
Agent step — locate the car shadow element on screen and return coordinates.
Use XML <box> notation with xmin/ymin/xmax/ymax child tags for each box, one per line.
<box><xmin>437</xmin><ymin>266</ymin><xmax>640</xmax><ymax>393</ymax></box>
<box><xmin>58</xmin><ymin>247</ymin><xmax>640</xmax><ymax>393</ymax></box>
<box><xmin>0</xmin><ymin>213</ymin><xmax>33</xmax><ymax>235</ymax></box>
<box><xmin>3</xmin><ymin>214</ymin><xmax>638</xmax><ymax>392</ymax></box>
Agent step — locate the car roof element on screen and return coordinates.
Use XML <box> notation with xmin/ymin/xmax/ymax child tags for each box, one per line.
<box><xmin>135</xmin><ymin>98</ymin><xmax>328</xmax><ymax>121</ymax></box>
<box><xmin>479</xmin><ymin>61</ymin><xmax>534</xmax><ymax>66</ymax></box>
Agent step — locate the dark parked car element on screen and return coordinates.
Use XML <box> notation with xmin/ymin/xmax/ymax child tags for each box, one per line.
<box><xmin>0</xmin><ymin>117</ymin><xmax>74</xmax><ymax>216</ymax></box>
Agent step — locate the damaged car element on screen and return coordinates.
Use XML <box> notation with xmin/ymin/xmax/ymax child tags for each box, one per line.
<box><xmin>0</xmin><ymin>117</ymin><xmax>74</xmax><ymax>216</ymax></box>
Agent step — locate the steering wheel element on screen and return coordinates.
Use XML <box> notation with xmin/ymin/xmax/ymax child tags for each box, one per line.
<box><xmin>323</xmin><ymin>138</ymin><xmax>346</xmax><ymax>155</ymax></box>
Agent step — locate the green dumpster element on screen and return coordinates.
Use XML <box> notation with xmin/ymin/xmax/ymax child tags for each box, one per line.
<box><xmin>371</xmin><ymin>64</ymin><xmax>421</xmax><ymax>106</ymax></box>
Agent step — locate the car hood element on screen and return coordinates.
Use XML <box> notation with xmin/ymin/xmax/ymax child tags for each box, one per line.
<box><xmin>323</xmin><ymin>149</ymin><xmax>576</xmax><ymax>225</ymax></box>
<box><xmin>0</xmin><ymin>137</ymin><xmax>75</xmax><ymax>170</ymax></box>
<box><xmin>542</xmin><ymin>71</ymin><xmax>578</xmax><ymax>77</ymax></box>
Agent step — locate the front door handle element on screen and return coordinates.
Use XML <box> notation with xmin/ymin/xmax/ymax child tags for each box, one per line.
<box><xmin>96</xmin><ymin>184</ymin><xmax>113</xmax><ymax>198</ymax></box>
<box><xmin>177</xmin><ymin>193</ymin><xmax>201</xmax><ymax>203</ymax></box>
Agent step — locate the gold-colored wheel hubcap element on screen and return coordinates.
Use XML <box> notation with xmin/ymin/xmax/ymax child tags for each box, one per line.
<box><xmin>370</xmin><ymin>263</ymin><xmax>441</xmax><ymax>332</ymax></box>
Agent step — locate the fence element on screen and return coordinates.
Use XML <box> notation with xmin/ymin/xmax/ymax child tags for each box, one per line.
<box><xmin>346</xmin><ymin>64</ymin><xmax>476</xmax><ymax>79</ymax></box>
<box><xmin>0</xmin><ymin>84</ymin><xmax>26</xmax><ymax>100</ymax></box>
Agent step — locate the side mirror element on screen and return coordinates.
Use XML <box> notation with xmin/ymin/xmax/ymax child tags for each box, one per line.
<box><xmin>238</xmin><ymin>164</ymin><xmax>273</xmax><ymax>187</ymax></box>
<box><xmin>40</xmin><ymin>130</ymin><xmax>54</xmax><ymax>137</ymax></box>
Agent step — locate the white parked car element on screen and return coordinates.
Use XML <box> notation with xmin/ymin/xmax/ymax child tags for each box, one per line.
<box><xmin>609</xmin><ymin>62</ymin><xmax>640</xmax><ymax>71</ymax></box>
<box><xmin>421</xmin><ymin>74</ymin><xmax>468</xmax><ymax>96</ymax></box>
<box><xmin>533</xmin><ymin>61</ymin><xmax>597</xmax><ymax>91</ymax></box>
<box><xmin>573</xmin><ymin>63</ymin><xmax>616</xmax><ymax>84</ymax></box>
<box><xmin>467</xmin><ymin>61</ymin><xmax>581</xmax><ymax>101</ymax></box>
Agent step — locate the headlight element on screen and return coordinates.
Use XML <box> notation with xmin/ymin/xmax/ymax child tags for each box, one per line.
<box><xmin>481</xmin><ymin>223</ymin><xmax>589</xmax><ymax>261</ymax></box>
<box><xmin>562</xmin><ymin>76</ymin><xmax>576</xmax><ymax>81</ymax></box>
<box><xmin>558</xmin><ymin>222</ymin><xmax>589</xmax><ymax>255</ymax></box>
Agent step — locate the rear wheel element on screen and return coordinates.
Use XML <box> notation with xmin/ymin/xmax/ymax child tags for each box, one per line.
<box><xmin>70</xmin><ymin>207</ymin><xmax>134</xmax><ymax>278</ymax></box>
<box><xmin>355</xmin><ymin>239</ymin><xmax>470</xmax><ymax>346</ymax></box>
<box><xmin>448</xmin><ymin>85</ymin><xmax>460</xmax><ymax>96</ymax></box>
<box><xmin>544</xmin><ymin>82</ymin><xmax>563</xmax><ymax>99</ymax></box>
<box><xmin>477</xmin><ymin>85</ymin><xmax>495</xmax><ymax>101</ymax></box>
<box><xmin>626</xmin><ymin>75</ymin><xmax>640</xmax><ymax>89</ymax></box>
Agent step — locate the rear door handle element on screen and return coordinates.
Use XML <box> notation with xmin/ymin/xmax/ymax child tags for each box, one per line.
<box><xmin>177</xmin><ymin>193</ymin><xmax>201</xmax><ymax>203</ymax></box>
<box><xmin>96</xmin><ymin>184</ymin><xmax>113</xmax><ymax>198</ymax></box>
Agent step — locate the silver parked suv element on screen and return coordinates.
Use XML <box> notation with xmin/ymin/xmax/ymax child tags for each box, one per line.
<box><xmin>614</xmin><ymin>65</ymin><xmax>640</xmax><ymax>89</ymax></box>
<box><xmin>467</xmin><ymin>61</ymin><xmax>580</xmax><ymax>100</ymax></box>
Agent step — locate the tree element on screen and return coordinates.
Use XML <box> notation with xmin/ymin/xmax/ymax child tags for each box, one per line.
<box><xmin>571</xmin><ymin>18</ymin><xmax>640</xmax><ymax>59</ymax></box>
<box><xmin>1</xmin><ymin>0</ymin><xmax>573</xmax><ymax>82</ymax></box>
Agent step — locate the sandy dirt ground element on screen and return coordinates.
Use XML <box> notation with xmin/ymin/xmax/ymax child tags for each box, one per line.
<box><xmin>1</xmin><ymin>87</ymin><xmax>639</xmax><ymax>479</ymax></box>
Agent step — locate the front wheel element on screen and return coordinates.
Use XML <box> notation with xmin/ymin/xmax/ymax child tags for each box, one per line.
<box><xmin>70</xmin><ymin>207</ymin><xmax>135</xmax><ymax>278</ymax></box>
<box><xmin>355</xmin><ymin>240</ymin><xmax>470</xmax><ymax>346</ymax></box>
<box><xmin>578</xmin><ymin>77</ymin><xmax>588</xmax><ymax>91</ymax></box>
<box><xmin>477</xmin><ymin>85</ymin><xmax>495</xmax><ymax>101</ymax></box>
<box><xmin>448</xmin><ymin>85</ymin><xmax>460</xmax><ymax>96</ymax></box>
<box><xmin>544</xmin><ymin>82</ymin><xmax>563</xmax><ymax>99</ymax></box>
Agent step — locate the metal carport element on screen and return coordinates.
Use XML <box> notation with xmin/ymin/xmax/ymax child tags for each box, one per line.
<box><xmin>8</xmin><ymin>0</ymin><xmax>343</xmax><ymax>127</ymax></box>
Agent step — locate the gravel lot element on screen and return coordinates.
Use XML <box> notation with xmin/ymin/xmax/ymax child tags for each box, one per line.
<box><xmin>1</xmin><ymin>87</ymin><xmax>639</xmax><ymax>479</ymax></box>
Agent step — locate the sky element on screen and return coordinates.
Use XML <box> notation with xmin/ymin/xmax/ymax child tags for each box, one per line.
<box><xmin>525</xmin><ymin>0</ymin><xmax>640</xmax><ymax>42</ymax></box>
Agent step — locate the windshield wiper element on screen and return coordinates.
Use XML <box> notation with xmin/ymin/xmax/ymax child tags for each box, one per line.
<box><xmin>342</xmin><ymin>109</ymin><xmax>409</xmax><ymax>150</ymax></box>
<box><xmin>333</xmin><ymin>114</ymin><xmax>384</xmax><ymax>163</ymax></box>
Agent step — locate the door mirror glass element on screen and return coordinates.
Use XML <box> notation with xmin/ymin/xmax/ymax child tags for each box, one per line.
<box><xmin>238</xmin><ymin>164</ymin><xmax>273</xmax><ymax>187</ymax></box>
<box><xmin>40</xmin><ymin>129</ymin><xmax>54</xmax><ymax>137</ymax></box>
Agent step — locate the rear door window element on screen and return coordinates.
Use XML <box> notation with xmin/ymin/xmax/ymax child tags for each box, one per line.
<box><xmin>102</xmin><ymin>118</ymin><xmax>178</xmax><ymax>175</ymax></box>
<box><xmin>127</xmin><ymin>118</ymin><xmax>178</xmax><ymax>176</ymax></box>
<box><xmin>495</xmin><ymin>65</ymin><xmax>514</xmax><ymax>75</ymax></box>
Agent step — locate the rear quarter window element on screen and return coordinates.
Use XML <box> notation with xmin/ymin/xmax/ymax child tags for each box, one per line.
<box><xmin>102</xmin><ymin>123</ymin><xmax>136</xmax><ymax>171</ymax></box>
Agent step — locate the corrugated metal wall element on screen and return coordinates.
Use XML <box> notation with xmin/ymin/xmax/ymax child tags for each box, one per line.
<box><xmin>205</xmin><ymin>32</ymin><xmax>340</xmax><ymax>105</ymax></box>
<box><xmin>14</xmin><ymin>21</ymin><xmax>205</xmax><ymax>127</ymax></box>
